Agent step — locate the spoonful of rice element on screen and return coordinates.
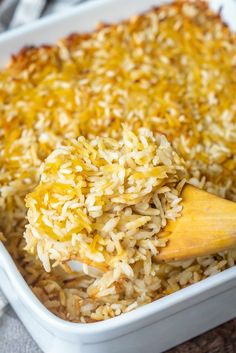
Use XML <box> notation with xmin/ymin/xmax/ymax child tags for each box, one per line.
<box><xmin>24</xmin><ymin>126</ymin><xmax>236</xmax><ymax>275</ymax></box>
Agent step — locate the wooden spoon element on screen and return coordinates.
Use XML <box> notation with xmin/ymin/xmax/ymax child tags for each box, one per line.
<box><xmin>156</xmin><ymin>184</ymin><xmax>236</xmax><ymax>262</ymax></box>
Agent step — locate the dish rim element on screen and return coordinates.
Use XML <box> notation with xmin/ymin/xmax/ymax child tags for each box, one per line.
<box><xmin>1</xmin><ymin>242</ymin><xmax>236</xmax><ymax>335</ymax></box>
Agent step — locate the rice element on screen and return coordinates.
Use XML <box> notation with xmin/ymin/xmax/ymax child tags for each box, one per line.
<box><xmin>24</xmin><ymin>126</ymin><xmax>186</xmax><ymax>286</ymax></box>
<box><xmin>0</xmin><ymin>0</ymin><xmax>236</xmax><ymax>323</ymax></box>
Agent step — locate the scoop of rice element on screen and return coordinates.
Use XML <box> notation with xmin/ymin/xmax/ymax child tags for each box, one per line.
<box><xmin>24</xmin><ymin>126</ymin><xmax>186</xmax><ymax>292</ymax></box>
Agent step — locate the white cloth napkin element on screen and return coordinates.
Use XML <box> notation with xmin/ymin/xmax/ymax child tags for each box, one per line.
<box><xmin>0</xmin><ymin>0</ymin><xmax>86</xmax><ymax>32</ymax></box>
<box><xmin>0</xmin><ymin>290</ymin><xmax>8</xmax><ymax>316</ymax></box>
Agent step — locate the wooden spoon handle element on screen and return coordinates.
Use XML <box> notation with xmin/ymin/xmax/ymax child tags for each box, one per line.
<box><xmin>156</xmin><ymin>185</ymin><xmax>236</xmax><ymax>262</ymax></box>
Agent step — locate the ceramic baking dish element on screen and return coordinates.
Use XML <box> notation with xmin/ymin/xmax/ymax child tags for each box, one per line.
<box><xmin>0</xmin><ymin>1</ymin><xmax>236</xmax><ymax>352</ymax></box>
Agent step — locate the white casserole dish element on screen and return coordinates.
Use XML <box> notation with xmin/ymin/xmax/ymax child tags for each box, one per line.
<box><xmin>0</xmin><ymin>0</ymin><xmax>236</xmax><ymax>352</ymax></box>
